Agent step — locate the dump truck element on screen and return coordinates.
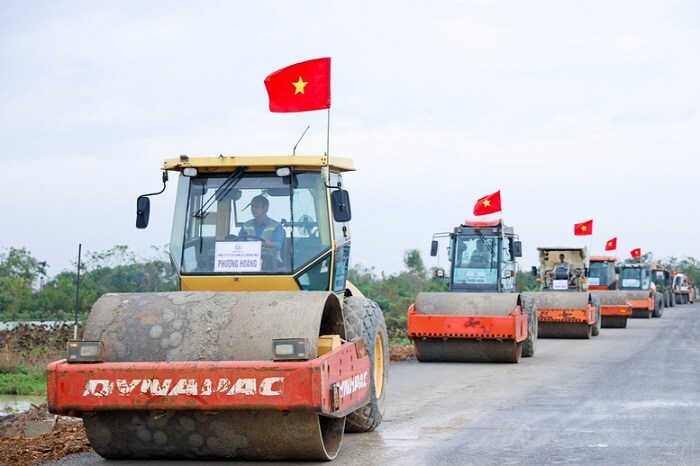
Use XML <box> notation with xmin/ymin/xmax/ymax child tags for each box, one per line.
<box><xmin>587</xmin><ymin>256</ymin><xmax>632</xmax><ymax>328</ymax></box>
<box><xmin>671</xmin><ymin>271</ymin><xmax>695</xmax><ymax>304</ymax></box>
<box><xmin>529</xmin><ymin>247</ymin><xmax>601</xmax><ymax>338</ymax></box>
<box><xmin>651</xmin><ymin>264</ymin><xmax>675</xmax><ymax>308</ymax></box>
<box><xmin>406</xmin><ymin>219</ymin><xmax>537</xmax><ymax>363</ymax></box>
<box><xmin>46</xmin><ymin>155</ymin><xmax>388</xmax><ymax>460</ymax></box>
<box><xmin>618</xmin><ymin>263</ymin><xmax>664</xmax><ymax>318</ymax></box>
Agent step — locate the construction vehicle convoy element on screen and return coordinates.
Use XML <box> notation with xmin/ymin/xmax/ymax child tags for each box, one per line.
<box><xmin>618</xmin><ymin>263</ymin><xmax>664</xmax><ymax>318</ymax></box>
<box><xmin>46</xmin><ymin>155</ymin><xmax>388</xmax><ymax>460</ymax></box>
<box><xmin>587</xmin><ymin>256</ymin><xmax>633</xmax><ymax>328</ymax></box>
<box><xmin>407</xmin><ymin>219</ymin><xmax>537</xmax><ymax>363</ymax></box>
<box><xmin>530</xmin><ymin>247</ymin><xmax>602</xmax><ymax>339</ymax></box>
<box><xmin>651</xmin><ymin>264</ymin><xmax>675</xmax><ymax>308</ymax></box>
<box><xmin>671</xmin><ymin>271</ymin><xmax>695</xmax><ymax>304</ymax></box>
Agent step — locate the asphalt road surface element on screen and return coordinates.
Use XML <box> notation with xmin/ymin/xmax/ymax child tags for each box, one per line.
<box><xmin>46</xmin><ymin>302</ymin><xmax>699</xmax><ymax>465</ymax></box>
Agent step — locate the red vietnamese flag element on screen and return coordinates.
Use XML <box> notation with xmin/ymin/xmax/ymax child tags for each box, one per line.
<box><xmin>574</xmin><ymin>219</ymin><xmax>593</xmax><ymax>236</ymax></box>
<box><xmin>605</xmin><ymin>237</ymin><xmax>617</xmax><ymax>251</ymax></box>
<box><xmin>630</xmin><ymin>248</ymin><xmax>642</xmax><ymax>258</ymax></box>
<box><xmin>473</xmin><ymin>190</ymin><xmax>502</xmax><ymax>216</ymax></box>
<box><xmin>264</xmin><ymin>58</ymin><xmax>331</xmax><ymax>112</ymax></box>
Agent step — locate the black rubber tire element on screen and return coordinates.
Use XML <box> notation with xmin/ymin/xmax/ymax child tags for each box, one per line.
<box><xmin>342</xmin><ymin>296</ymin><xmax>388</xmax><ymax>433</ymax></box>
<box><xmin>520</xmin><ymin>293</ymin><xmax>537</xmax><ymax>357</ymax></box>
<box><xmin>652</xmin><ymin>293</ymin><xmax>664</xmax><ymax>318</ymax></box>
<box><xmin>591</xmin><ymin>294</ymin><xmax>602</xmax><ymax>337</ymax></box>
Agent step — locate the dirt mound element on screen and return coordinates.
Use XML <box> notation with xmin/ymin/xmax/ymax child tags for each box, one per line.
<box><xmin>389</xmin><ymin>344</ymin><xmax>415</xmax><ymax>362</ymax></box>
<box><xmin>0</xmin><ymin>403</ymin><xmax>90</xmax><ymax>466</ymax></box>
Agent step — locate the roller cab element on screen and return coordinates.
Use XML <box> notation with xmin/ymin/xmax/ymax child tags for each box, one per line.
<box><xmin>671</xmin><ymin>271</ymin><xmax>695</xmax><ymax>305</ymax></box>
<box><xmin>407</xmin><ymin>219</ymin><xmax>538</xmax><ymax>363</ymax></box>
<box><xmin>531</xmin><ymin>247</ymin><xmax>602</xmax><ymax>338</ymax></box>
<box><xmin>619</xmin><ymin>263</ymin><xmax>664</xmax><ymax>318</ymax></box>
<box><xmin>46</xmin><ymin>155</ymin><xmax>388</xmax><ymax>461</ymax></box>
<box><xmin>588</xmin><ymin>256</ymin><xmax>632</xmax><ymax>328</ymax></box>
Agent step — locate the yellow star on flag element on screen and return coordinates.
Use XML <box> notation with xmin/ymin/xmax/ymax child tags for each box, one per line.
<box><xmin>483</xmin><ymin>199</ymin><xmax>491</xmax><ymax>207</ymax></box>
<box><xmin>607</xmin><ymin>241</ymin><xmax>612</xmax><ymax>247</ymax></box>
<box><xmin>293</xmin><ymin>76</ymin><xmax>308</xmax><ymax>94</ymax></box>
<box><xmin>581</xmin><ymin>225</ymin><xmax>587</xmax><ymax>231</ymax></box>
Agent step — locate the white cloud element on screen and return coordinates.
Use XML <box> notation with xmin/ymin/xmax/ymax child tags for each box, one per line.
<box><xmin>1</xmin><ymin>0</ymin><xmax>698</xmax><ymax>277</ymax></box>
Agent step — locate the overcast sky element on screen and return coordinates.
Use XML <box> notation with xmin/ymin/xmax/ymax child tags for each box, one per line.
<box><xmin>1</xmin><ymin>1</ymin><xmax>698</xmax><ymax>278</ymax></box>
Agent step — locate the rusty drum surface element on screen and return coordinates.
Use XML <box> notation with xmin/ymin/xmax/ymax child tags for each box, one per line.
<box><xmin>412</xmin><ymin>293</ymin><xmax>523</xmax><ymax>363</ymax></box>
<box><xmin>81</xmin><ymin>291</ymin><xmax>346</xmax><ymax>460</ymax></box>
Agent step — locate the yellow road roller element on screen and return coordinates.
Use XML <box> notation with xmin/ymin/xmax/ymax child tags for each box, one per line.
<box><xmin>528</xmin><ymin>247</ymin><xmax>601</xmax><ymax>339</ymax></box>
<box><xmin>46</xmin><ymin>155</ymin><xmax>388</xmax><ymax>460</ymax></box>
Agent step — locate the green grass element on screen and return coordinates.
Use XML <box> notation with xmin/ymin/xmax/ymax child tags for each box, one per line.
<box><xmin>390</xmin><ymin>337</ymin><xmax>412</xmax><ymax>346</ymax></box>
<box><xmin>0</xmin><ymin>366</ymin><xmax>47</xmax><ymax>396</ymax></box>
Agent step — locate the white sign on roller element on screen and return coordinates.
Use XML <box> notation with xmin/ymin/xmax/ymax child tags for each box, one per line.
<box><xmin>214</xmin><ymin>241</ymin><xmax>262</xmax><ymax>272</ymax></box>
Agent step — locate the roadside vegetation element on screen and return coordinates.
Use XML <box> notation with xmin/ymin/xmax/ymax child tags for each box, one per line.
<box><xmin>0</xmin><ymin>323</ymin><xmax>70</xmax><ymax>395</ymax></box>
<box><xmin>1</xmin><ymin>245</ymin><xmax>699</xmax><ymax>396</ymax></box>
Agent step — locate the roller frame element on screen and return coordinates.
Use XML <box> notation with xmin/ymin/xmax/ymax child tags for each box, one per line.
<box><xmin>47</xmin><ymin>338</ymin><xmax>370</xmax><ymax>418</ymax></box>
<box><xmin>406</xmin><ymin>294</ymin><xmax>529</xmax><ymax>363</ymax></box>
<box><xmin>591</xmin><ymin>291</ymin><xmax>633</xmax><ymax>328</ymax></box>
<box><xmin>621</xmin><ymin>290</ymin><xmax>655</xmax><ymax>318</ymax></box>
<box><xmin>627</xmin><ymin>298</ymin><xmax>654</xmax><ymax>318</ymax></box>
<box><xmin>406</xmin><ymin>303</ymin><xmax>528</xmax><ymax>342</ymax></box>
<box><xmin>532</xmin><ymin>292</ymin><xmax>596</xmax><ymax>339</ymax></box>
<box><xmin>536</xmin><ymin>306</ymin><xmax>595</xmax><ymax>325</ymax></box>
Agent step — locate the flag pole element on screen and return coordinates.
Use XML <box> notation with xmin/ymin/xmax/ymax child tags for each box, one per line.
<box><xmin>326</xmin><ymin>108</ymin><xmax>331</xmax><ymax>157</ymax></box>
<box><xmin>73</xmin><ymin>243</ymin><xmax>82</xmax><ymax>340</ymax></box>
<box><xmin>321</xmin><ymin>108</ymin><xmax>331</xmax><ymax>187</ymax></box>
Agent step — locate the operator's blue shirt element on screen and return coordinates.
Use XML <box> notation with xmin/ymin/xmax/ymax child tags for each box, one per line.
<box><xmin>241</xmin><ymin>216</ymin><xmax>284</xmax><ymax>250</ymax></box>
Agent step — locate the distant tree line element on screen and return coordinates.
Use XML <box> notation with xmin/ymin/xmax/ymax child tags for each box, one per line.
<box><xmin>1</xmin><ymin>246</ymin><xmax>698</xmax><ymax>342</ymax></box>
<box><xmin>0</xmin><ymin>246</ymin><xmax>176</xmax><ymax>321</ymax></box>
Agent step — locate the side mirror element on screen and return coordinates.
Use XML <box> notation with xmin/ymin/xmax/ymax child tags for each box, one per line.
<box><xmin>135</xmin><ymin>170</ymin><xmax>169</xmax><ymax>229</ymax></box>
<box><xmin>136</xmin><ymin>196</ymin><xmax>150</xmax><ymax>229</ymax></box>
<box><xmin>513</xmin><ymin>241</ymin><xmax>523</xmax><ymax>257</ymax></box>
<box><xmin>531</xmin><ymin>266</ymin><xmax>538</xmax><ymax>276</ymax></box>
<box><xmin>331</xmin><ymin>189</ymin><xmax>352</xmax><ymax>223</ymax></box>
<box><xmin>430</xmin><ymin>240</ymin><xmax>439</xmax><ymax>257</ymax></box>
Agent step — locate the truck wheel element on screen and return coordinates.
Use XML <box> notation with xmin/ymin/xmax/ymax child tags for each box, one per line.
<box><xmin>652</xmin><ymin>294</ymin><xmax>664</xmax><ymax>318</ymax></box>
<box><xmin>591</xmin><ymin>294</ymin><xmax>602</xmax><ymax>336</ymax></box>
<box><xmin>342</xmin><ymin>296</ymin><xmax>388</xmax><ymax>433</ymax></box>
<box><xmin>521</xmin><ymin>294</ymin><xmax>537</xmax><ymax>357</ymax></box>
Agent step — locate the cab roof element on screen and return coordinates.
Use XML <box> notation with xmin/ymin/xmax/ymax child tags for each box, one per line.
<box><xmin>620</xmin><ymin>263</ymin><xmax>649</xmax><ymax>268</ymax></box>
<box><xmin>462</xmin><ymin>219</ymin><xmax>503</xmax><ymax>228</ymax></box>
<box><xmin>536</xmin><ymin>247</ymin><xmax>587</xmax><ymax>253</ymax></box>
<box><xmin>590</xmin><ymin>256</ymin><xmax>618</xmax><ymax>262</ymax></box>
<box><xmin>163</xmin><ymin>155</ymin><xmax>355</xmax><ymax>173</ymax></box>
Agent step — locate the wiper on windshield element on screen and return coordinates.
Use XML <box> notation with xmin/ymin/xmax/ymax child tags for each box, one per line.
<box><xmin>474</xmin><ymin>229</ymin><xmax>495</xmax><ymax>255</ymax></box>
<box><xmin>193</xmin><ymin>167</ymin><xmax>246</xmax><ymax>219</ymax></box>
